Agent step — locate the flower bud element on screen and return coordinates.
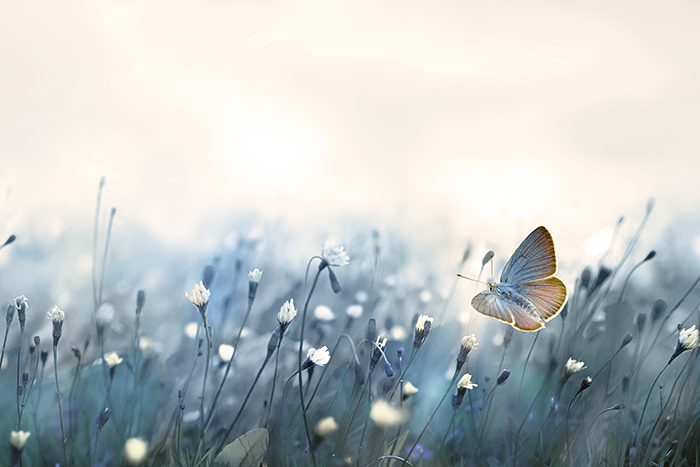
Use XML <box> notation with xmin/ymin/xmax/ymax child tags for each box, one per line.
<box><xmin>497</xmin><ymin>369</ymin><xmax>511</xmax><ymax>386</ymax></box>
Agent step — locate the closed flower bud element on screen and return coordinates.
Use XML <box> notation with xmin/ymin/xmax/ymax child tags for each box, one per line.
<box><xmin>577</xmin><ymin>376</ymin><xmax>593</xmax><ymax>395</ymax></box>
<box><xmin>413</xmin><ymin>315</ymin><xmax>433</xmax><ymax>349</ymax></box>
<box><xmin>619</xmin><ymin>333</ymin><xmax>633</xmax><ymax>350</ymax></box>
<box><xmin>636</xmin><ymin>313</ymin><xmax>647</xmax><ymax>334</ymax></box>
<box><xmin>384</xmin><ymin>362</ymin><xmax>394</xmax><ymax>378</ymax></box>
<box><xmin>136</xmin><ymin>289</ymin><xmax>146</xmax><ymax>314</ymax></box>
<box><xmin>651</xmin><ymin>299</ymin><xmax>666</xmax><ymax>322</ymax></box>
<box><xmin>5</xmin><ymin>304</ymin><xmax>15</xmax><ymax>327</ymax></box>
<box><xmin>497</xmin><ymin>369</ymin><xmax>511</xmax><ymax>386</ymax></box>
<box><xmin>95</xmin><ymin>407</ymin><xmax>112</xmax><ymax>431</ymax></box>
<box><xmin>456</xmin><ymin>334</ymin><xmax>478</xmax><ymax>371</ymax></box>
<box><xmin>504</xmin><ymin>327</ymin><xmax>514</xmax><ymax>348</ymax></box>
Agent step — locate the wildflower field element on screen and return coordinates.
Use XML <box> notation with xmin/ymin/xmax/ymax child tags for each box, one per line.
<box><xmin>1</xmin><ymin>184</ymin><xmax>698</xmax><ymax>467</ymax></box>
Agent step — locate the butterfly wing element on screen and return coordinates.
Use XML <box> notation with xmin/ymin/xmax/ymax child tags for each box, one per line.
<box><xmin>471</xmin><ymin>291</ymin><xmax>513</xmax><ymax>325</ymax></box>
<box><xmin>509</xmin><ymin>302</ymin><xmax>546</xmax><ymax>331</ymax></box>
<box><xmin>500</xmin><ymin>226</ymin><xmax>557</xmax><ymax>285</ymax></box>
<box><xmin>518</xmin><ymin>276</ymin><xmax>568</xmax><ymax>322</ymax></box>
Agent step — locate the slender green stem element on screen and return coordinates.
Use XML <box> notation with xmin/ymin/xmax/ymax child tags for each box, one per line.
<box><xmin>199</xmin><ymin>316</ymin><xmax>211</xmax><ymax>441</ymax></box>
<box><xmin>206</xmin><ymin>296</ymin><xmax>256</xmax><ymax>428</ymax></box>
<box><xmin>298</xmin><ymin>264</ymin><xmax>322</xmax><ymax>467</ymax></box>
<box><xmin>98</xmin><ymin>207</ymin><xmax>116</xmax><ymax>305</ymax></box>
<box><xmin>15</xmin><ymin>327</ymin><xmax>24</xmax><ymax>428</ymax></box>
<box><xmin>53</xmin><ymin>344</ymin><xmax>68</xmax><ymax>467</ymax></box>
<box><xmin>401</xmin><ymin>369</ymin><xmax>461</xmax><ymax>467</ymax></box>
<box><xmin>354</xmin><ymin>375</ymin><xmax>373</xmax><ymax>467</ymax></box>
<box><xmin>635</xmin><ymin>362</ymin><xmax>668</xmax><ymax>447</ymax></box>
<box><xmin>218</xmin><ymin>351</ymin><xmax>273</xmax><ymax>454</ymax></box>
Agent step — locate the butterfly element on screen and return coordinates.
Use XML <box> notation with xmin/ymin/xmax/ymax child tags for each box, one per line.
<box><xmin>460</xmin><ymin>226</ymin><xmax>568</xmax><ymax>332</ymax></box>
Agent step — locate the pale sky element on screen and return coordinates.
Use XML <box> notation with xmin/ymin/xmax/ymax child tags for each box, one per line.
<box><xmin>2</xmin><ymin>0</ymin><xmax>699</xmax><ymax>278</ymax></box>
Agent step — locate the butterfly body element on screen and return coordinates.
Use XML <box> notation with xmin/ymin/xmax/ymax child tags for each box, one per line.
<box><xmin>469</xmin><ymin>226</ymin><xmax>568</xmax><ymax>332</ymax></box>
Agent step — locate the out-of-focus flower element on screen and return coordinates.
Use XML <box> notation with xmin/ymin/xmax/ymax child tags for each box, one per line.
<box><xmin>322</xmin><ymin>241</ymin><xmax>350</xmax><ymax>267</ymax></box>
<box><xmin>96</xmin><ymin>303</ymin><xmax>115</xmax><ymax>328</ymax></box>
<box><xmin>314</xmin><ymin>416</ymin><xmax>339</xmax><ymax>438</ymax></box>
<box><xmin>10</xmin><ymin>431</ymin><xmax>30</xmax><ymax>450</ymax></box>
<box><xmin>184</xmin><ymin>322</ymin><xmax>199</xmax><ymax>339</ymax></box>
<box><xmin>346</xmin><ymin>304</ymin><xmax>363</xmax><ymax>319</ymax></box>
<box><xmin>104</xmin><ymin>352</ymin><xmax>123</xmax><ymax>369</ymax></box>
<box><xmin>419</xmin><ymin>290</ymin><xmax>432</xmax><ymax>303</ymax></box>
<box><xmin>314</xmin><ymin>305</ymin><xmax>335</xmax><ymax>321</ymax></box>
<box><xmin>278</xmin><ymin>299</ymin><xmax>297</xmax><ymax>326</ymax></box>
<box><xmin>370</xmin><ymin>399</ymin><xmax>410</xmax><ymax>429</ymax></box>
<box><xmin>186</xmin><ymin>282</ymin><xmax>210</xmax><ymax>308</ymax></box>
<box><xmin>218</xmin><ymin>344</ymin><xmax>234</xmax><ymax>362</ymax></box>
<box><xmin>247</xmin><ymin>269</ymin><xmax>263</xmax><ymax>283</ymax></box>
<box><xmin>355</xmin><ymin>291</ymin><xmax>368</xmax><ymax>303</ymax></box>
<box><xmin>123</xmin><ymin>438</ymin><xmax>149</xmax><ymax>466</ymax></box>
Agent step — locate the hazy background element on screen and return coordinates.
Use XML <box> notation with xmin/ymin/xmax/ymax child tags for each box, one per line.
<box><xmin>2</xmin><ymin>0</ymin><xmax>700</xmax><ymax>319</ymax></box>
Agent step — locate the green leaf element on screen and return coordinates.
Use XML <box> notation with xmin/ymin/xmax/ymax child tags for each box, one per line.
<box><xmin>383</xmin><ymin>430</ymin><xmax>409</xmax><ymax>467</ymax></box>
<box><xmin>213</xmin><ymin>428</ymin><xmax>269</xmax><ymax>467</ymax></box>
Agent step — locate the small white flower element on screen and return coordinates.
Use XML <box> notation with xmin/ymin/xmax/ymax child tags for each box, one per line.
<box><xmin>370</xmin><ymin>399</ymin><xmax>410</xmax><ymax>429</ymax></box>
<box><xmin>346</xmin><ymin>304</ymin><xmax>363</xmax><ymax>318</ymax></box>
<box><xmin>322</xmin><ymin>241</ymin><xmax>350</xmax><ymax>267</ymax></box>
<box><xmin>10</xmin><ymin>430</ymin><xmax>31</xmax><ymax>450</ymax></box>
<box><xmin>314</xmin><ymin>305</ymin><xmax>335</xmax><ymax>321</ymax></box>
<box><xmin>96</xmin><ymin>303</ymin><xmax>115</xmax><ymax>328</ymax></box>
<box><xmin>461</xmin><ymin>334</ymin><xmax>478</xmax><ymax>352</ymax></box>
<box><xmin>46</xmin><ymin>306</ymin><xmax>65</xmax><ymax>323</ymax></box>
<box><xmin>218</xmin><ymin>344</ymin><xmax>234</xmax><ymax>362</ymax></box>
<box><xmin>565</xmin><ymin>358</ymin><xmax>587</xmax><ymax>376</ymax></box>
<box><xmin>307</xmin><ymin>346</ymin><xmax>331</xmax><ymax>366</ymax></box>
<box><xmin>415</xmin><ymin>314</ymin><xmax>434</xmax><ymax>333</ymax></box>
<box><xmin>375</xmin><ymin>335</ymin><xmax>387</xmax><ymax>351</ymax></box>
<box><xmin>123</xmin><ymin>437</ymin><xmax>149</xmax><ymax>466</ymax></box>
<box><xmin>278</xmin><ymin>299</ymin><xmax>297</xmax><ymax>325</ymax></box>
<box><xmin>314</xmin><ymin>416</ymin><xmax>339</xmax><ymax>438</ymax></box>
<box><xmin>679</xmin><ymin>325</ymin><xmax>700</xmax><ymax>350</ymax></box>
<box><xmin>104</xmin><ymin>352</ymin><xmax>123</xmax><ymax>369</ymax></box>
<box><xmin>185</xmin><ymin>281</ymin><xmax>210</xmax><ymax>307</ymax></box>
<box><xmin>457</xmin><ymin>373</ymin><xmax>477</xmax><ymax>390</ymax></box>
<box><xmin>403</xmin><ymin>381</ymin><xmax>419</xmax><ymax>396</ymax></box>
<box><xmin>247</xmin><ymin>269</ymin><xmax>263</xmax><ymax>283</ymax></box>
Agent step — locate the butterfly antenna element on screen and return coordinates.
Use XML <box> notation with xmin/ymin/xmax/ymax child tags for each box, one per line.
<box><xmin>457</xmin><ymin>274</ymin><xmax>490</xmax><ymax>287</ymax></box>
